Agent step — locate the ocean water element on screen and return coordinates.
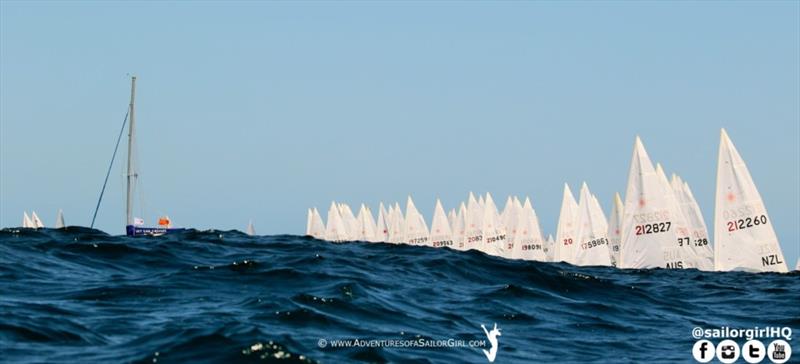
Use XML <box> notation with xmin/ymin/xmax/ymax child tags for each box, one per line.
<box><xmin>1</xmin><ymin>228</ymin><xmax>798</xmax><ymax>363</ymax></box>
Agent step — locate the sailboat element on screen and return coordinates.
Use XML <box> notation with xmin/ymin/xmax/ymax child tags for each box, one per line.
<box><xmin>430</xmin><ymin>199</ymin><xmax>454</xmax><ymax>248</ymax></box>
<box><xmin>30</xmin><ymin>211</ymin><xmax>45</xmax><ymax>228</ymax></box>
<box><xmin>481</xmin><ymin>193</ymin><xmax>507</xmax><ymax>256</ymax></box>
<box><xmin>554</xmin><ymin>184</ymin><xmax>579</xmax><ymax>263</ymax></box>
<box><xmin>572</xmin><ymin>183</ymin><xmax>612</xmax><ymax>266</ymax></box>
<box><xmin>606</xmin><ymin>193</ymin><xmax>623</xmax><ymax>267</ymax></box>
<box><xmin>121</xmin><ymin>77</ymin><xmax>185</xmax><ymax>236</ymax></box>
<box><xmin>714</xmin><ymin>129</ymin><xmax>787</xmax><ymax>272</ymax></box>
<box><xmin>403</xmin><ymin>196</ymin><xmax>430</xmax><ymax>245</ymax></box>
<box><xmin>246</xmin><ymin>220</ymin><xmax>256</xmax><ymax>236</ymax></box>
<box><xmin>618</xmin><ymin>137</ymin><xmax>692</xmax><ymax>269</ymax></box>
<box><xmin>55</xmin><ymin>209</ymin><xmax>65</xmax><ymax>229</ymax></box>
<box><xmin>22</xmin><ymin>212</ymin><xmax>34</xmax><ymax>228</ymax></box>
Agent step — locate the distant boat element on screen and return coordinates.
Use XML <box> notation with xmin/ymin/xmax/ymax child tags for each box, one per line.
<box><xmin>55</xmin><ymin>209</ymin><xmax>65</xmax><ymax>229</ymax></box>
<box><xmin>22</xmin><ymin>212</ymin><xmax>34</xmax><ymax>228</ymax></box>
<box><xmin>714</xmin><ymin>129</ymin><xmax>787</xmax><ymax>272</ymax></box>
<box><xmin>121</xmin><ymin>77</ymin><xmax>185</xmax><ymax>237</ymax></box>
<box><xmin>606</xmin><ymin>193</ymin><xmax>623</xmax><ymax>267</ymax></box>
<box><xmin>30</xmin><ymin>211</ymin><xmax>45</xmax><ymax>229</ymax></box>
<box><xmin>246</xmin><ymin>220</ymin><xmax>256</xmax><ymax>236</ymax></box>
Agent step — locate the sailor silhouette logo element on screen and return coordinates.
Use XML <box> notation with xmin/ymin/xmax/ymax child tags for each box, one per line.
<box><xmin>481</xmin><ymin>323</ymin><xmax>501</xmax><ymax>363</ymax></box>
<box><xmin>767</xmin><ymin>339</ymin><xmax>791</xmax><ymax>364</ymax></box>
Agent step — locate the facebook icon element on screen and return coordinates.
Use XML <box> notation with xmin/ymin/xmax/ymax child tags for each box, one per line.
<box><xmin>693</xmin><ymin>340</ymin><xmax>715</xmax><ymax>363</ymax></box>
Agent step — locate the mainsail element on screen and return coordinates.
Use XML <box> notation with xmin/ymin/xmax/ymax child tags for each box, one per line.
<box><xmin>453</xmin><ymin>202</ymin><xmax>467</xmax><ymax>250</ymax></box>
<box><xmin>508</xmin><ymin>197</ymin><xmax>547</xmax><ymax>261</ymax></box>
<box><xmin>481</xmin><ymin>193</ymin><xmax>507</xmax><ymax>256</ymax></box>
<box><xmin>403</xmin><ymin>196</ymin><xmax>430</xmax><ymax>245</ymax></box>
<box><xmin>619</xmin><ymin>137</ymin><xmax>691</xmax><ymax>269</ymax></box>
<box><xmin>22</xmin><ymin>212</ymin><xmax>33</xmax><ymax>228</ymax></box>
<box><xmin>430</xmin><ymin>199</ymin><xmax>454</xmax><ymax>248</ymax></box>
<box><xmin>573</xmin><ymin>183</ymin><xmax>612</xmax><ymax>266</ymax></box>
<box><xmin>388</xmin><ymin>202</ymin><xmax>405</xmax><ymax>244</ymax></box>
<box><xmin>655</xmin><ymin>163</ymin><xmax>712</xmax><ymax>270</ymax></box>
<box><xmin>714</xmin><ymin>129</ymin><xmax>787</xmax><ymax>272</ymax></box>
<box><xmin>31</xmin><ymin>211</ymin><xmax>45</xmax><ymax>228</ymax></box>
<box><xmin>325</xmin><ymin>201</ymin><xmax>350</xmax><ymax>242</ymax></box>
<box><xmin>375</xmin><ymin>202</ymin><xmax>389</xmax><ymax>242</ymax></box>
<box><xmin>55</xmin><ymin>209</ymin><xmax>65</xmax><ymax>229</ymax></box>
<box><xmin>464</xmin><ymin>192</ymin><xmax>483</xmax><ymax>251</ymax></box>
<box><xmin>305</xmin><ymin>209</ymin><xmax>313</xmax><ymax>236</ymax></box>
<box><xmin>672</xmin><ymin>174</ymin><xmax>714</xmax><ymax>270</ymax></box>
<box><xmin>554</xmin><ymin>184</ymin><xmax>579</xmax><ymax>263</ymax></box>
<box><xmin>308</xmin><ymin>207</ymin><xmax>326</xmax><ymax>239</ymax></box>
<box><xmin>247</xmin><ymin>220</ymin><xmax>256</xmax><ymax>236</ymax></box>
<box><xmin>607</xmin><ymin>193</ymin><xmax>624</xmax><ymax>266</ymax></box>
<box><xmin>356</xmin><ymin>204</ymin><xmax>377</xmax><ymax>242</ymax></box>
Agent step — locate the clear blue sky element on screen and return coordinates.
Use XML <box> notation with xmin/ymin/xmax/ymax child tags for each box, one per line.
<box><xmin>1</xmin><ymin>1</ymin><xmax>798</xmax><ymax>265</ymax></box>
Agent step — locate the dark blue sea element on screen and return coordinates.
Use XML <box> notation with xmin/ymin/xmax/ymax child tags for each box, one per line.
<box><xmin>1</xmin><ymin>228</ymin><xmax>798</xmax><ymax>363</ymax></box>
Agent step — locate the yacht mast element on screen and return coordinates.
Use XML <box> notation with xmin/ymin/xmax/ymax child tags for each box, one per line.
<box><xmin>126</xmin><ymin>76</ymin><xmax>136</xmax><ymax>226</ymax></box>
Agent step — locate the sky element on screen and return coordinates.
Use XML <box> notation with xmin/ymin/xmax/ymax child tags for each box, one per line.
<box><xmin>1</xmin><ymin>1</ymin><xmax>798</xmax><ymax>265</ymax></box>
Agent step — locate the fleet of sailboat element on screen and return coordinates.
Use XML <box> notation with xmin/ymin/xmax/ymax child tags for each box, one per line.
<box><xmin>21</xmin><ymin>210</ymin><xmax>64</xmax><ymax>229</ymax></box>
<box><xmin>305</xmin><ymin>129</ymin><xmax>794</xmax><ymax>273</ymax></box>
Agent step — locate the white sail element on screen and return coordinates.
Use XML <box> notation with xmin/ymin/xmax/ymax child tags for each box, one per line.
<box><xmin>325</xmin><ymin>201</ymin><xmax>350</xmax><ymax>242</ymax></box>
<box><xmin>365</xmin><ymin>206</ymin><xmax>379</xmax><ymax>242</ymax></box>
<box><xmin>453</xmin><ymin>202</ymin><xmax>468</xmax><ymax>250</ymax></box>
<box><xmin>607</xmin><ymin>193</ymin><xmax>624</xmax><ymax>267</ymax></box>
<box><xmin>31</xmin><ymin>211</ymin><xmax>45</xmax><ymax>228</ymax></box>
<box><xmin>375</xmin><ymin>202</ymin><xmax>389</xmax><ymax>242</ymax></box>
<box><xmin>795</xmin><ymin>259</ymin><xmax>800</xmax><ymax>271</ymax></box>
<box><xmin>655</xmin><ymin>163</ymin><xmax>713</xmax><ymax>270</ymax></box>
<box><xmin>305</xmin><ymin>209</ymin><xmax>313</xmax><ymax>236</ymax></box>
<box><xmin>544</xmin><ymin>234</ymin><xmax>555</xmax><ymax>262</ymax></box>
<box><xmin>403</xmin><ymin>196</ymin><xmax>430</xmax><ymax>245</ymax></box>
<box><xmin>247</xmin><ymin>220</ymin><xmax>256</xmax><ymax>236</ymax></box>
<box><xmin>388</xmin><ymin>202</ymin><xmax>405</xmax><ymax>243</ymax></box>
<box><xmin>714</xmin><ymin>129</ymin><xmax>787</xmax><ymax>272</ymax></box>
<box><xmin>554</xmin><ymin>184</ymin><xmax>579</xmax><ymax>263</ymax></box>
<box><xmin>309</xmin><ymin>207</ymin><xmax>326</xmax><ymax>239</ymax></box>
<box><xmin>672</xmin><ymin>174</ymin><xmax>714</xmax><ymax>271</ymax></box>
<box><xmin>55</xmin><ymin>209</ymin><xmax>65</xmax><ymax>229</ymax></box>
<box><xmin>590</xmin><ymin>194</ymin><xmax>608</xmax><ymax>234</ymax></box>
<box><xmin>356</xmin><ymin>204</ymin><xmax>377</xmax><ymax>242</ymax></box>
<box><xmin>500</xmin><ymin>196</ymin><xmax>514</xmax><ymax>229</ymax></box>
<box><xmin>22</xmin><ymin>212</ymin><xmax>33</xmax><ymax>228</ymax></box>
<box><xmin>338</xmin><ymin>203</ymin><xmax>358</xmax><ymax>240</ymax></box>
<box><xmin>504</xmin><ymin>198</ymin><xmax>522</xmax><ymax>258</ymax></box>
<box><xmin>480</xmin><ymin>193</ymin><xmax>507</xmax><ymax>256</ymax></box>
<box><xmin>619</xmin><ymin>137</ymin><xmax>691</xmax><ymax>269</ymax></box>
<box><xmin>509</xmin><ymin>197</ymin><xmax>547</xmax><ymax>261</ymax></box>
<box><xmin>573</xmin><ymin>183</ymin><xmax>612</xmax><ymax>266</ymax></box>
<box><xmin>447</xmin><ymin>209</ymin><xmax>457</xmax><ymax>234</ymax></box>
<box><xmin>430</xmin><ymin>199</ymin><xmax>454</xmax><ymax>248</ymax></box>
<box><xmin>464</xmin><ymin>192</ymin><xmax>483</xmax><ymax>251</ymax></box>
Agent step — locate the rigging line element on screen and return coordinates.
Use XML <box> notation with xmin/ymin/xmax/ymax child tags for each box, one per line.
<box><xmin>90</xmin><ymin>110</ymin><xmax>129</xmax><ymax>229</ymax></box>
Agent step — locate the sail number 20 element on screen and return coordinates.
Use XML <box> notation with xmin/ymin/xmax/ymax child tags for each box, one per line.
<box><xmin>727</xmin><ymin>215</ymin><xmax>767</xmax><ymax>232</ymax></box>
<box><xmin>634</xmin><ymin>222</ymin><xmax>671</xmax><ymax>235</ymax></box>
